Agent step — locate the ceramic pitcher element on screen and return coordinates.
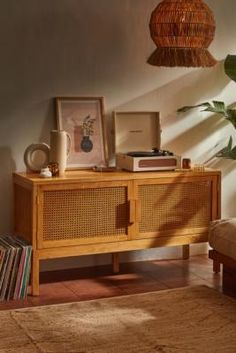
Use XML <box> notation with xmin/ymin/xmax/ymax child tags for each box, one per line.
<box><xmin>50</xmin><ymin>130</ymin><xmax>71</xmax><ymax>176</ymax></box>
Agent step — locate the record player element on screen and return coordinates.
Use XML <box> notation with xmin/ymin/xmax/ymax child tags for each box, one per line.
<box><xmin>114</xmin><ymin>111</ymin><xmax>181</xmax><ymax>172</ymax></box>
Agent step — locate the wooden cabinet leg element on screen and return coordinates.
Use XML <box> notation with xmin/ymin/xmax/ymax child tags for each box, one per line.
<box><xmin>213</xmin><ymin>259</ymin><xmax>221</xmax><ymax>273</ymax></box>
<box><xmin>182</xmin><ymin>245</ymin><xmax>190</xmax><ymax>259</ymax></box>
<box><xmin>31</xmin><ymin>252</ymin><xmax>40</xmax><ymax>296</ymax></box>
<box><xmin>112</xmin><ymin>253</ymin><xmax>119</xmax><ymax>273</ymax></box>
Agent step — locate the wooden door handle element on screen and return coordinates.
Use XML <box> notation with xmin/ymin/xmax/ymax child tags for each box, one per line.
<box><xmin>129</xmin><ymin>199</ymin><xmax>141</xmax><ymax>223</ymax></box>
<box><xmin>136</xmin><ymin>199</ymin><xmax>141</xmax><ymax>222</ymax></box>
<box><xmin>129</xmin><ymin>200</ymin><xmax>136</xmax><ymax>224</ymax></box>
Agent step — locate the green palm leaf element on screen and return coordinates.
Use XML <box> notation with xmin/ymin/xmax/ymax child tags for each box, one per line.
<box><xmin>226</xmin><ymin>109</ymin><xmax>236</xmax><ymax>128</ymax></box>
<box><xmin>216</xmin><ymin>137</ymin><xmax>236</xmax><ymax>159</ymax></box>
<box><xmin>202</xmin><ymin>101</ymin><xmax>226</xmax><ymax>115</ymax></box>
<box><xmin>212</xmin><ymin>101</ymin><xmax>226</xmax><ymax>112</ymax></box>
<box><xmin>216</xmin><ymin>137</ymin><xmax>233</xmax><ymax>157</ymax></box>
<box><xmin>228</xmin><ymin>146</ymin><xmax>236</xmax><ymax>159</ymax></box>
<box><xmin>178</xmin><ymin>101</ymin><xmax>236</xmax><ymax>129</ymax></box>
<box><xmin>177</xmin><ymin>101</ymin><xmax>227</xmax><ymax>116</ymax></box>
<box><xmin>176</xmin><ymin>102</ymin><xmax>211</xmax><ymax>113</ymax></box>
<box><xmin>224</xmin><ymin>55</ymin><xmax>236</xmax><ymax>82</ymax></box>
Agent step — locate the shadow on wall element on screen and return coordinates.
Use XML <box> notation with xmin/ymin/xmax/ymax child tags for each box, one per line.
<box><xmin>115</xmin><ymin>60</ymin><xmax>228</xmax><ymax>114</ymax></box>
<box><xmin>0</xmin><ymin>99</ymin><xmax>55</xmax><ymax>234</ymax></box>
<box><xmin>207</xmin><ymin>157</ymin><xmax>236</xmax><ymax>176</ymax></box>
<box><xmin>37</xmin><ymin>98</ymin><xmax>56</xmax><ymax>143</ymax></box>
<box><xmin>0</xmin><ymin>1</ymin><xmax>132</xmax><ymax>105</ymax></box>
<box><xmin>109</xmin><ymin>60</ymin><xmax>230</xmax><ymax>158</ymax></box>
<box><xmin>0</xmin><ymin>147</ymin><xmax>16</xmax><ymax>234</ymax></box>
<box><xmin>165</xmin><ymin>114</ymin><xmax>229</xmax><ymax>157</ymax></box>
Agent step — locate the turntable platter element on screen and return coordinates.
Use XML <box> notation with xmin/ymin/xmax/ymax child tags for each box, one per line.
<box><xmin>127</xmin><ymin>149</ymin><xmax>173</xmax><ymax>157</ymax></box>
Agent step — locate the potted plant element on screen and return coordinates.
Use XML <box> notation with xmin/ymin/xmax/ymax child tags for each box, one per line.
<box><xmin>177</xmin><ymin>55</ymin><xmax>236</xmax><ymax>159</ymax></box>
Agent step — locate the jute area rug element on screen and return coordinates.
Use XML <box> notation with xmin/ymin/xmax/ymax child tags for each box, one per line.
<box><xmin>0</xmin><ymin>286</ymin><xmax>235</xmax><ymax>353</ymax></box>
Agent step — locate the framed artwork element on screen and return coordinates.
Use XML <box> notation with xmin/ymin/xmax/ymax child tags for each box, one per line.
<box><xmin>56</xmin><ymin>96</ymin><xmax>108</xmax><ymax>169</ymax></box>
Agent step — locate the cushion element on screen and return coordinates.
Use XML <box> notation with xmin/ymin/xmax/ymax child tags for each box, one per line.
<box><xmin>209</xmin><ymin>218</ymin><xmax>236</xmax><ymax>261</ymax></box>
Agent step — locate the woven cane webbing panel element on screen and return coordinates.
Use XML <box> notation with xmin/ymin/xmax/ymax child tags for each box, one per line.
<box><xmin>139</xmin><ymin>181</ymin><xmax>212</xmax><ymax>233</ymax></box>
<box><xmin>14</xmin><ymin>184</ymin><xmax>32</xmax><ymax>243</ymax></box>
<box><xmin>42</xmin><ymin>187</ymin><xmax>128</xmax><ymax>241</ymax></box>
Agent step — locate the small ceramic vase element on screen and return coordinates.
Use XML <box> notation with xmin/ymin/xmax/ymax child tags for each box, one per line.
<box><xmin>50</xmin><ymin>130</ymin><xmax>71</xmax><ymax>176</ymax></box>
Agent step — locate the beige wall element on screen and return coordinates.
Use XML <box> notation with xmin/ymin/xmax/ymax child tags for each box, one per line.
<box><xmin>1</xmin><ymin>0</ymin><xmax>236</xmax><ymax>270</ymax></box>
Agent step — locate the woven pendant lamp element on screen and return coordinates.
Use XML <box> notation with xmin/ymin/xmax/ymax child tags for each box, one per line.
<box><xmin>148</xmin><ymin>0</ymin><xmax>217</xmax><ymax>67</ymax></box>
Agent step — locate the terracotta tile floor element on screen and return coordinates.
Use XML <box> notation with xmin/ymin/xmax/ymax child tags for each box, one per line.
<box><xmin>0</xmin><ymin>254</ymin><xmax>222</xmax><ymax>310</ymax></box>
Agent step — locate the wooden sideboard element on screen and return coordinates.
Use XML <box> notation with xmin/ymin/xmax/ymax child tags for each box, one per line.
<box><xmin>13</xmin><ymin>169</ymin><xmax>221</xmax><ymax>295</ymax></box>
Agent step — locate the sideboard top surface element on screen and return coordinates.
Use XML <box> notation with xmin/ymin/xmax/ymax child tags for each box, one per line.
<box><xmin>13</xmin><ymin>168</ymin><xmax>221</xmax><ymax>187</ymax></box>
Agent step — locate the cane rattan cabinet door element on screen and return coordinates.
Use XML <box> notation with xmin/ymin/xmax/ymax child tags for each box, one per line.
<box><xmin>135</xmin><ymin>176</ymin><xmax>218</xmax><ymax>240</ymax></box>
<box><xmin>37</xmin><ymin>181</ymin><xmax>132</xmax><ymax>249</ymax></box>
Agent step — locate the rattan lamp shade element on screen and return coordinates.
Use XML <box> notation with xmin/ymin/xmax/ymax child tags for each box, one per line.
<box><xmin>148</xmin><ymin>0</ymin><xmax>217</xmax><ymax>67</ymax></box>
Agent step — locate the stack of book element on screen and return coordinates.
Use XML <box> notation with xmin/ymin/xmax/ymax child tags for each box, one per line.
<box><xmin>0</xmin><ymin>235</ymin><xmax>32</xmax><ymax>301</ymax></box>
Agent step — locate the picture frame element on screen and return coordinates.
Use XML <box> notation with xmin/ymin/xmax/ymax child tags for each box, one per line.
<box><xmin>55</xmin><ymin>96</ymin><xmax>108</xmax><ymax>169</ymax></box>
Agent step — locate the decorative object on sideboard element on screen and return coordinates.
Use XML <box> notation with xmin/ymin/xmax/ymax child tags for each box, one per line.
<box><xmin>39</xmin><ymin>167</ymin><xmax>52</xmax><ymax>178</ymax></box>
<box><xmin>23</xmin><ymin>130</ymin><xmax>71</xmax><ymax>175</ymax></box>
<box><xmin>55</xmin><ymin>96</ymin><xmax>108</xmax><ymax>169</ymax></box>
<box><xmin>148</xmin><ymin>0</ymin><xmax>217</xmax><ymax>67</ymax></box>
<box><xmin>24</xmin><ymin>142</ymin><xmax>50</xmax><ymax>172</ymax></box>
<box><xmin>47</xmin><ymin>162</ymin><xmax>59</xmax><ymax>176</ymax></box>
<box><xmin>114</xmin><ymin>111</ymin><xmax>181</xmax><ymax>171</ymax></box>
<box><xmin>49</xmin><ymin>130</ymin><xmax>71</xmax><ymax>176</ymax></box>
<box><xmin>182</xmin><ymin>158</ymin><xmax>191</xmax><ymax>170</ymax></box>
